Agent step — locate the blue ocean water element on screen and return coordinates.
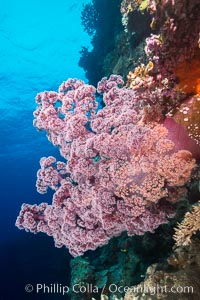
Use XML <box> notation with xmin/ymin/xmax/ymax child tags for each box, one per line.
<box><xmin>0</xmin><ymin>0</ymin><xmax>90</xmax><ymax>298</ymax></box>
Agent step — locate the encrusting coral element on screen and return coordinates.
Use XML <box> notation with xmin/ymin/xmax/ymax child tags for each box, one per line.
<box><xmin>124</xmin><ymin>239</ymin><xmax>200</xmax><ymax>300</ymax></box>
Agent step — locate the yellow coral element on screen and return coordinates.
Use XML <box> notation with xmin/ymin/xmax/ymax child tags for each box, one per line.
<box><xmin>139</xmin><ymin>0</ymin><xmax>148</xmax><ymax>13</ymax></box>
<box><xmin>123</xmin><ymin>0</ymin><xmax>145</xmax><ymax>14</ymax></box>
<box><xmin>127</xmin><ymin>61</ymin><xmax>154</xmax><ymax>90</ymax></box>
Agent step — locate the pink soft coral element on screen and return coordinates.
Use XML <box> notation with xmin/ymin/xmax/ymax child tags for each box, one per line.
<box><xmin>16</xmin><ymin>76</ymin><xmax>196</xmax><ymax>256</ymax></box>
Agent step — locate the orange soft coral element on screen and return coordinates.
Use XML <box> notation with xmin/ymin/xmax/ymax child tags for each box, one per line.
<box><xmin>175</xmin><ymin>49</ymin><xmax>200</xmax><ymax>96</ymax></box>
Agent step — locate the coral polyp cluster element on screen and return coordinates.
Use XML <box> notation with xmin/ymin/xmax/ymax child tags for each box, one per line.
<box><xmin>172</xmin><ymin>96</ymin><xmax>200</xmax><ymax>146</ymax></box>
